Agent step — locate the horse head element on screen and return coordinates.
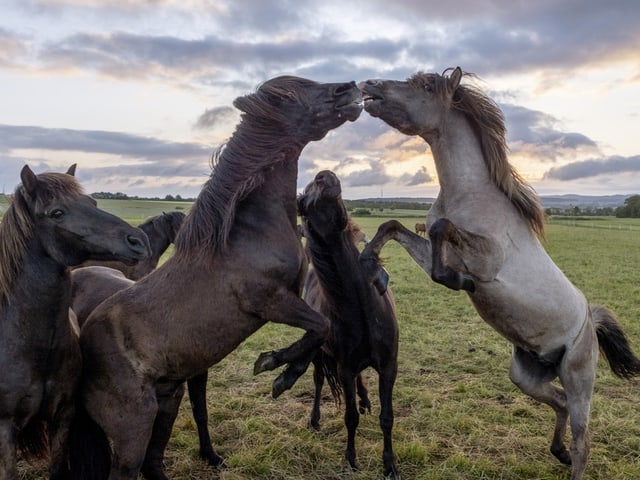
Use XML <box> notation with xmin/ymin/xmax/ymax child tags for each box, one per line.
<box><xmin>17</xmin><ymin>164</ymin><xmax>150</xmax><ymax>267</ymax></box>
<box><xmin>298</xmin><ymin>170</ymin><xmax>349</xmax><ymax>242</ymax></box>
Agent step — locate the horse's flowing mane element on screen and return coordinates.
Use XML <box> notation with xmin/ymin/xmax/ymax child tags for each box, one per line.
<box><xmin>0</xmin><ymin>173</ymin><xmax>84</xmax><ymax>304</ymax></box>
<box><xmin>174</xmin><ymin>76</ymin><xmax>317</xmax><ymax>258</ymax></box>
<box><xmin>410</xmin><ymin>71</ymin><xmax>546</xmax><ymax>238</ymax></box>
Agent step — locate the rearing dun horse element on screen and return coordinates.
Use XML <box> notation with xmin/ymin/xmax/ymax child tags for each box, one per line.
<box><xmin>359</xmin><ymin>67</ymin><xmax>640</xmax><ymax>480</ymax></box>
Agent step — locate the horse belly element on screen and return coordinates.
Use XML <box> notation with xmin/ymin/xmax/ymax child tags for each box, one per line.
<box><xmin>470</xmin><ymin>270</ymin><xmax>586</xmax><ymax>353</ymax></box>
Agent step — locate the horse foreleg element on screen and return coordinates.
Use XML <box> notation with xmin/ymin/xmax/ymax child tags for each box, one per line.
<box><xmin>253</xmin><ymin>292</ymin><xmax>329</xmax><ymax>398</ymax></box>
<box><xmin>429</xmin><ymin>218</ymin><xmax>476</xmax><ymax>292</ymax></box>
<box><xmin>187</xmin><ymin>372</ymin><xmax>225</xmax><ymax>467</ymax></box>
<box><xmin>140</xmin><ymin>382</ymin><xmax>185</xmax><ymax>480</ymax></box>
<box><xmin>309</xmin><ymin>353</ymin><xmax>324</xmax><ymax>431</ymax></box>
<box><xmin>360</xmin><ymin>220</ymin><xmax>432</xmax><ymax>295</ymax></box>
<box><xmin>378</xmin><ymin>362</ymin><xmax>398</xmax><ymax>479</ymax></box>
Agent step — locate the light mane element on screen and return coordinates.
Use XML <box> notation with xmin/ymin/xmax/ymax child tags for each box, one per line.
<box><xmin>0</xmin><ymin>172</ymin><xmax>84</xmax><ymax>304</ymax></box>
<box><xmin>410</xmin><ymin>71</ymin><xmax>546</xmax><ymax>238</ymax></box>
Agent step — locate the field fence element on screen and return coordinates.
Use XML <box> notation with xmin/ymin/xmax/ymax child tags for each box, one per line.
<box><xmin>547</xmin><ymin>218</ymin><xmax>640</xmax><ymax>231</ymax></box>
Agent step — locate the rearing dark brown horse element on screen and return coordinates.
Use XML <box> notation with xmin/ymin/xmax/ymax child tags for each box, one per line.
<box><xmin>72</xmin><ymin>76</ymin><xmax>363</xmax><ymax>480</ymax></box>
<box><xmin>0</xmin><ymin>164</ymin><xmax>149</xmax><ymax>480</ymax></box>
<box><xmin>298</xmin><ymin>170</ymin><xmax>399</xmax><ymax>479</ymax></box>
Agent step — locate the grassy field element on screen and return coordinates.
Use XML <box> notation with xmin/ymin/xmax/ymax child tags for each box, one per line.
<box><xmin>9</xmin><ymin>199</ymin><xmax>640</xmax><ymax>479</ymax></box>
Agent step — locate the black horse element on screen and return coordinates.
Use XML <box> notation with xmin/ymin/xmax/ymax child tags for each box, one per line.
<box><xmin>297</xmin><ymin>170</ymin><xmax>399</xmax><ymax>479</ymax></box>
<box><xmin>0</xmin><ymin>164</ymin><xmax>149</xmax><ymax>480</ymax></box>
<box><xmin>76</xmin><ymin>211</ymin><xmax>185</xmax><ymax>280</ymax></box>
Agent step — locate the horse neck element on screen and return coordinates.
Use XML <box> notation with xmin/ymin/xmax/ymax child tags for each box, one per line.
<box><xmin>425</xmin><ymin>112</ymin><xmax>492</xmax><ymax>194</ymax></box>
<box><xmin>5</xmin><ymin>239</ymin><xmax>71</xmax><ymax>336</ymax></box>
<box><xmin>307</xmin><ymin>230</ymin><xmax>362</xmax><ymax>303</ymax></box>
<box><xmin>244</xmin><ymin>150</ymin><xmax>301</xmax><ymax>224</ymax></box>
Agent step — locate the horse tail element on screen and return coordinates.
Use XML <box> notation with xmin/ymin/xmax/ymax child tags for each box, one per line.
<box><xmin>66</xmin><ymin>402</ymin><xmax>111</xmax><ymax>480</ymax></box>
<box><xmin>17</xmin><ymin>417</ymin><xmax>48</xmax><ymax>461</ymax></box>
<box><xmin>591</xmin><ymin>304</ymin><xmax>640</xmax><ymax>379</ymax></box>
<box><xmin>319</xmin><ymin>350</ymin><xmax>343</xmax><ymax>404</ymax></box>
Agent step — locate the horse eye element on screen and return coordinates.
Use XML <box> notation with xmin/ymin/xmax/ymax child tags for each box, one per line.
<box><xmin>425</xmin><ymin>84</ymin><xmax>433</xmax><ymax>93</ymax></box>
<box><xmin>49</xmin><ymin>209</ymin><xmax>64</xmax><ymax>219</ymax></box>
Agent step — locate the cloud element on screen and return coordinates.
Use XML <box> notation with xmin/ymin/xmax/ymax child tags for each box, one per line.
<box><xmin>194</xmin><ymin>106</ymin><xmax>236</xmax><ymax>130</ymax></box>
<box><xmin>501</xmin><ymin>104</ymin><xmax>599</xmax><ymax>161</ymax></box>
<box><xmin>0</xmin><ymin>124</ymin><xmax>209</xmax><ymax>161</ymax></box>
<box><xmin>544</xmin><ymin>155</ymin><xmax>640</xmax><ymax>180</ymax></box>
<box><xmin>401</xmin><ymin>166</ymin><xmax>432</xmax><ymax>186</ymax></box>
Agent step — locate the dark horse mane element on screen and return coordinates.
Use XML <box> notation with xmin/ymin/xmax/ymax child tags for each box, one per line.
<box><xmin>0</xmin><ymin>173</ymin><xmax>83</xmax><ymax>304</ymax></box>
<box><xmin>305</xmin><ymin>215</ymin><xmax>375</xmax><ymax>319</ymax></box>
<box><xmin>174</xmin><ymin>76</ymin><xmax>320</xmax><ymax>259</ymax></box>
<box><xmin>408</xmin><ymin>69</ymin><xmax>545</xmax><ymax>238</ymax></box>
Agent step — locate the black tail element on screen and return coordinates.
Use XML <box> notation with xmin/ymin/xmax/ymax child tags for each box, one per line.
<box><xmin>591</xmin><ymin>304</ymin><xmax>640</xmax><ymax>379</ymax></box>
<box><xmin>66</xmin><ymin>402</ymin><xmax>111</xmax><ymax>480</ymax></box>
<box><xmin>319</xmin><ymin>350</ymin><xmax>343</xmax><ymax>404</ymax></box>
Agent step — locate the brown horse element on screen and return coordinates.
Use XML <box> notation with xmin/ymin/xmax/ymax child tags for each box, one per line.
<box><xmin>298</xmin><ymin>170</ymin><xmax>399</xmax><ymax>478</ymax></box>
<box><xmin>76</xmin><ymin>211</ymin><xmax>185</xmax><ymax>280</ymax></box>
<box><xmin>71</xmin><ymin>76</ymin><xmax>363</xmax><ymax>480</ymax></box>
<box><xmin>0</xmin><ymin>164</ymin><xmax>149</xmax><ymax>480</ymax></box>
<box><xmin>414</xmin><ymin>222</ymin><xmax>426</xmax><ymax>236</ymax></box>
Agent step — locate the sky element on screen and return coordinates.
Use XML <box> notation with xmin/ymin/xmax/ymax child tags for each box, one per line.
<box><xmin>1</xmin><ymin>0</ymin><xmax>639</xmax><ymax>200</ymax></box>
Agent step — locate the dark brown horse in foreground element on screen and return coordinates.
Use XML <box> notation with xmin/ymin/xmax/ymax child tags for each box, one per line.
<box><xmin>70</xmin><ymin>210</ymin><xmax>223</xmax><ymax>467</ymax></box>
<box><xmin>298</xmin><ymin>170</ymin><xmax>399</xmax><ymax>478</ymax></box>
<box><xmin>359</xmin><ymin>67</ymin><xmax>640</xmax><ymax>480</ymax></box>
<box><xmin>71</xmin><ymin>76</ymin><xmax>363</xmax><ymax>480</ymax></box>
<box><xmin>76</xmin><ymin>211</ymin><xmax>185</xmax><ymax>279</ymax></box>
<box><xmin>0</xmin><ymin>165</ymin><xmax>149</xmax><ymax>480</ymax></box>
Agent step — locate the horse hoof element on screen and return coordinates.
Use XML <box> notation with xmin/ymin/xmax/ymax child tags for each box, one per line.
<box><xmin>462</xmin><ymin>275</ymin><xmax>476</xmax><ymax>293</ymax></box>
<box><xmin>551</xmin><ymin>445</ymin><xmax>572</xmax><ymax>465</ymax></box>
<box><xmin>358</xmin><ymin>399</ymin><xmax>371</xmax><ymax>415</ymax></box>
<box><xmin>272</xmin><ymin>374</ymin><xmax>289</xmax><ymax>399</ymax></box>
<box><xmin>253</xmin><ymin>351</ymin><xmax>278</xmax><ymax>375</ymax></box>
<box><xmin>384</xmin><ymin>466</ymin><xmax>400</xmax><ymax>479</ymax></box>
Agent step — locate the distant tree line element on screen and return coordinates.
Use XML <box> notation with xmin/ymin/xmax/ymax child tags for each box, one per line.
<box><xmin>91</xmin><ymin>192</ymin><xmax>195</xmax><ymax>202</ymax></box>
<box><xmin>615</xmin><ymin>195</ymin><xmax>640</xmax><ymax>218</ymax></box>
<box><xmin>88</xmin><ymin>192</ymin><xmax>640</xmax><ymax>218</ymax></box>
<box><xmin>544</xmin><ymin>195</ymin><xmax>640</xmax><ymax>218</ymax></box>
<box><xmin>343</xmin><ymin>199</ymin><xmax>431</xmax><ymax>211</ymax></box>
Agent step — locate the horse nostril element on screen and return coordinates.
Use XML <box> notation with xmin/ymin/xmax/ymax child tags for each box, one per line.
<box><xmin>126</xmin><ymin>234</ymin><xmax>148</xmax><ymax>254</ymax></box>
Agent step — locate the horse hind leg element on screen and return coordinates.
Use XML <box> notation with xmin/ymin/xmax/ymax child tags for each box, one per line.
<box><xmin>309</xmin><ymin>353</ymin><xmax>325</xmax><ymax>431</ymax></box>
<box><xmin>428</xmin><ymin>218</ymin><xmax>476</xmax><ymax>292</ymax></box>
<box><xmin>356</xmin><ymin>374</ymin><xmax>371</xmax><ymax>415</ymax></box>
<box><xmin>558</xmin><ymin>322</ymin><xmax>598</xmax><ymax>480</ymax></box>
<box><xmin>140</xmin><ymin>382</ymin><xmax>185</xmax><ymax>480</ymax></box>
<box><xmin>339</xmin><ymin>371</ymin><xmax>360</xmax><ymax>471</ymax></box>
<box><xmin>509</xmin><ymin>347</ymin><xmax>572</xmax><ymax>465</ymax></box>
<box><xmin>187</xmin><ymin>372</ymin><xmax>225</xmax><ymax>467</ymax></box>
<box><xmin>378</xmin><ymin>363</ymin><xmax>398</xmax><ymax>479</ymax></box>
<box><xmin>0</xmin><ymin>420</ymin><xmax>19</xmax><ymax>480</ymax></box>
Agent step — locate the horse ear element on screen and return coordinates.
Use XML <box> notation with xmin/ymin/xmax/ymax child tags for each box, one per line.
<box><xmin>449</xmin><ymin>67</ymin><xmax>462</xmax><ymax>92</ymax></box>
<box><xmin>66</xmin><ymin>164</ymin><xmax>77</xmax><ymax>176</ymax></box>
<box><xmin>20</xmin><ymin>165</ymin><xmax>39</xmax><ymax>197</ymax></box>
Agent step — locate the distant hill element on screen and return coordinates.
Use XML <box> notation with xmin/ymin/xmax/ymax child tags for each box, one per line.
<box><xmin>355</xmin><ymin>194</ymin><xmax>632</xmax><ymax>209</ymax></box>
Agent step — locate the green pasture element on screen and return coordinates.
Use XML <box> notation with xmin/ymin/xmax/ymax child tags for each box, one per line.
<box><xmin>11</xmin><ymin>200</ymin><xmax>640</xmax><ymax>479</ymax></box>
